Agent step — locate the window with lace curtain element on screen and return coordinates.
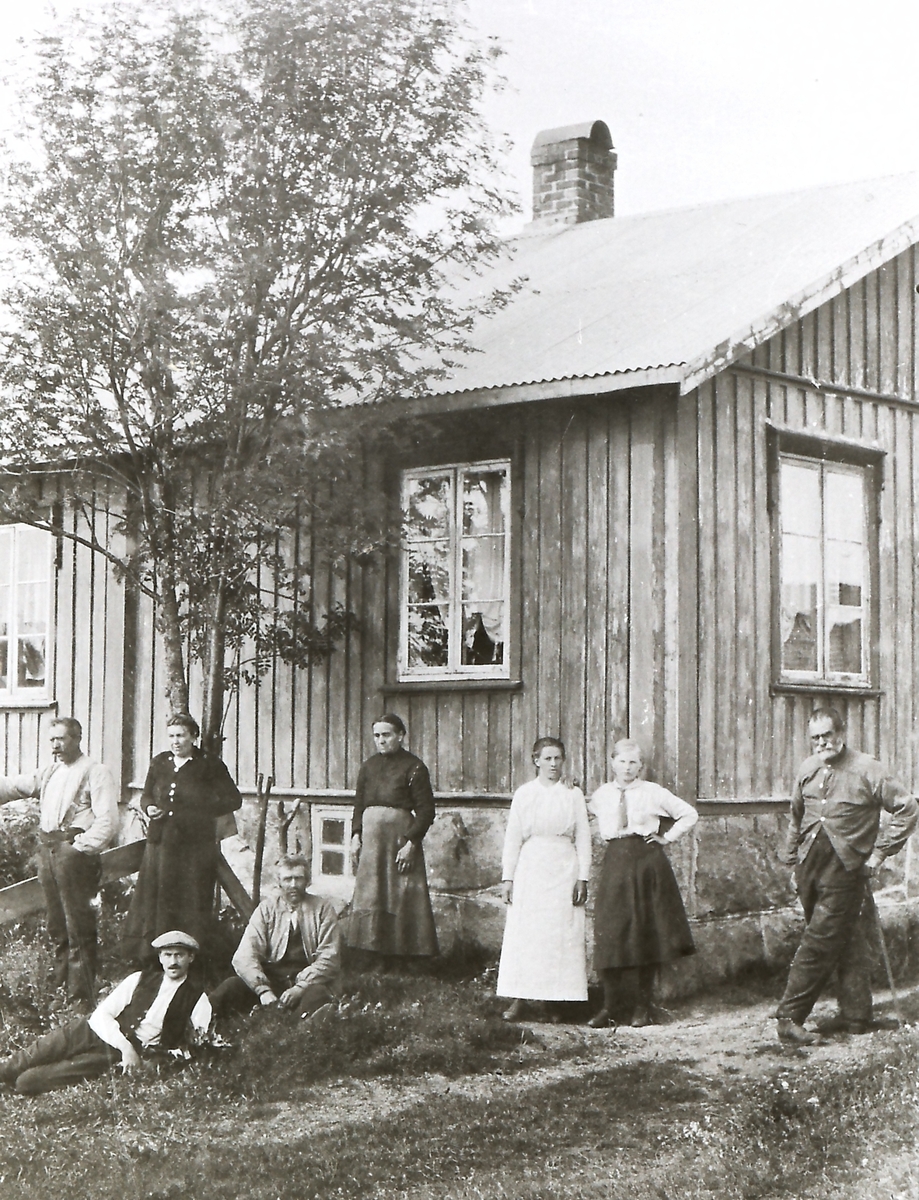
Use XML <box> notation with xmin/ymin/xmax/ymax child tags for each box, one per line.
<box><xmin>0</xmin><ymin>524</ymin><xmax>53</xmax><ymax>701</ymax></box>
<box><xmin>776</xmin><ymin>452</ymin><xmax>874</xmax><ymax>686</ymax></box>
<box><xmin>400</xmin><ymin>460</ymin><xmax>511</xmax><ymax>679</ymax></box>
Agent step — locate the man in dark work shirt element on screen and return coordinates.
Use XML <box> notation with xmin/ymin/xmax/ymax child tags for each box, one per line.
<box><xmin>775</xmin><ymin>708</ymin><xmax>918</xmax><ymax>1045</ymax></box>
<box><xmin>211</xmin><ymin>855</ymin><xmax>341</xmax><ymax>1021</ymax></box>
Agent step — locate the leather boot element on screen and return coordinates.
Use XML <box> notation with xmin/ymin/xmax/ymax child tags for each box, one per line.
<box><xmin>588</xmin><ymin>1008</ymin><xmax>615</xmax><ymax>1029</ymax></box>
<box><xmin>776</xmin><ymin>1018</ymin><xmax>819</xmax><ymax>1045</ymax></box>
<box><xmin>816</xmin><ymin>1013</ymin><xmax>869</xmax><ymax>1035</ymax></box>
<box><xmin>502</xmin><ymin>999</ymin><xmax>526</xmax><ymax>1022</ymax></box>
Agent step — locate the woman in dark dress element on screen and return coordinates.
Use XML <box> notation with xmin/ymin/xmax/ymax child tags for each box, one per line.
<box><xmin>123</xmin><ymin>713</ymin><xmax>242</xmax><ymax>965</ymax></box>
<box><xmin>346</xmin><ymin>714</ymin><xmax>439</xmax><ymax>960</ymax></box>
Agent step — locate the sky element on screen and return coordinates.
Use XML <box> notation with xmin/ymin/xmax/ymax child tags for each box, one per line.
<box><xmin>0</xmin><ymin>0</ymin><xmax>917</xmax><ymax>222</ymax></box>
<box><xmin>465</xmin><ymin>0</ymin><xmax>919</xmax><ymax>218</ymax></box>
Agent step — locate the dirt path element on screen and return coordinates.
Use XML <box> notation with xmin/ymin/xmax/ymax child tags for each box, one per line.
<box><xmin>210</xmin><ymin>983</ymin><xmax>919</xmax><ymax>1152</ymax></box>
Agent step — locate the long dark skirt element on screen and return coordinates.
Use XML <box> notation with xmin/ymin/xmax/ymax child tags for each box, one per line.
<box><xmin>346</xmin><ymin>808</ymin><xmax>439</xmax><ymax>957</ymax></box>
<box><xmin>122</xmin><ymin>828</ymin><xmax>219</xmax><ymax>963</ymax></box>
<box><xmin>593</xmin><ymin>837</ymin><xmax>695</xmax><ymax>971</ymax></box>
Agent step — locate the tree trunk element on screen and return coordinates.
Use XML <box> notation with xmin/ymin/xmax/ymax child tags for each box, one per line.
<box><xmin>157</xmin><ymin>576</ymin><xmax>189</xmax><ymax>715</ymax></box>
<box><xmin>200</xmin><ymin>575</ymin><xmax>228</xmax><ymax>758</ymax></box>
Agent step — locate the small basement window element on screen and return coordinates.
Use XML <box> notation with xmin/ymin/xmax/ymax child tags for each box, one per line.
<box><xmin>310</xmin><ymin>805</ymin><xmax>354</xmax><ymax>898</ymax></box>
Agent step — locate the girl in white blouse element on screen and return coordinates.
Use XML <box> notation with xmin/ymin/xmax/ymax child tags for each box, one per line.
<box><xmin>587</xmin><ymin>739</ymin><xmax>697</xmax><ymax>1029</ymax></box>
<box><xmin>497</xmin><ymin>737</ymin><xmax>591</xmax><ymax>1022</ymax></box>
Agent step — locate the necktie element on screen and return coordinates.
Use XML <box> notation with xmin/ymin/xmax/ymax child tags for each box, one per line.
<box><xmin>619</xmin><ymin>787</ymin><xmax>629</xmax><ymax>833</ymax></box>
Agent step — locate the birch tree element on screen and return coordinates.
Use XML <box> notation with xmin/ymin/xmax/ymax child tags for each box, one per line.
<box><xmin>0</xmin><ymin>0</ymin><xmax>515</xmax><ymax>751</ymax></box>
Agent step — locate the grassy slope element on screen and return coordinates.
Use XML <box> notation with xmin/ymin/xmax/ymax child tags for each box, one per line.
<box><xmin>0</xmin><ymin>952</ymin><xmax>916</xmax><ymax>1200</ymax></box>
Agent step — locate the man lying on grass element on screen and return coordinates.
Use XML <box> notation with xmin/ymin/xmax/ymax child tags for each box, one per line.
<box><xmin>211</xmin><ymin>854</ymin><xmax>341</xmax><ymax>1023</ymax></box>
<box><xmin>0</xmin><ymin>930</ymin><xmax>212</xmax><ymax>1095</ymax></box>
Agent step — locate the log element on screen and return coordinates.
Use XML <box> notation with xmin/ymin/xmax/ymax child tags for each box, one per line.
<box><xmin>0</xmin><ymin>840</ymin><xmax>254</xmax><ymax>925</ymax></box>
<box><xmin>0</xmin><ymin>840</ymin><xmax>145</xmax><ymax>925</ymax></box>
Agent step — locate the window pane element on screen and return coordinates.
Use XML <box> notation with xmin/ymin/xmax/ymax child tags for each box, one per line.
<box><xmin>405</xmin><ymin>475</ymin><xmax>451</xmax><ymax>540</ymax></box>
<box><xmin>408</xmin><ymin>543</ymin><xmax>450</xmax><ymax>603</ymax></box>
<box><xmin>462</xmin><ymin>604</ymin><xmax>504</xmax><ymax>666</ymax></box>
<box><xmin>781</xmin><ymin>532</ymin><xmax>820</xmax><ymax>673</ymax></box>
<box><xmin>321</xmin><ymin>818</ymin><xmax>345</xmax><ymax>846</ymax></box>
<box><xmin>781</xmin><ymin>462</ymin><xmax>821</xmax><ymax>534</ymax></box>
<box><xmin>16</xmin><ymin>581</ymin><xmax>47</xmax><ymax>635</ymax></box>
<box><xmin>827</xmin><ymin>612</ymin><xmax>862</xmax><ymax>674</ymax></box>
<box><xmin>0</xmin><ymin>640</ymin><xmax>7</xmax><ymax>690</ymax></box>
<box><xmin>407</xmin><ymin>605</ymin><xmax>449</xmax><ymax>668</ymax></box>
<box><xmin>0</xmin><ymin>528</ymin><xmax>11</xmax><ymax>586</ymax></box>
<box><xmin>825</xmin><ymin>539</ymin><xmax>863</xmax><ymax>607</ymax></box>
<box><xmin>462</xmin><ymin>470</ymin><xmax>507</xmax><ymax>536</ymax></box>
<box><xmin>17</xmin><ymin>636</ymin><xmax>45</xmax><ymax>689</ymax></box>
<box><xmin>824</xmin><ymin>469</ymin><xmax>864</xmax><ymax>542</ymax></box>
<box><xmin>15</xmin><ymin>527</ymin><xmax>49</xmax><ymax>583</ymax></box>
<box><xmin>321</xmin><ymin>850</ymin><xmax>345</xmax><ymax>876</ymax></box>
<box><xmin>0</xmin><ymin>582</ymin><xmax>9</xmax><ymax>637</ymax></box>
<box><xmin>462</xmin><ymin>535</ymin><xmax>504</xmax><ymax>601</ymax></box>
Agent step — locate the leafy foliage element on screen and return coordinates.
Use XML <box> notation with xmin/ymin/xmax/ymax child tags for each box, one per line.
<box><xmin>0</xmin><ymin>0</ymin><xmax>517</xmax><ymax>736</ymax></box>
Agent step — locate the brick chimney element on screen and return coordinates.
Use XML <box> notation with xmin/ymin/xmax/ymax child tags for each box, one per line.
<box><xmin>530</xmin><ymin>120</ymin><xmax>616</xmax><ymax>227</ymax></box>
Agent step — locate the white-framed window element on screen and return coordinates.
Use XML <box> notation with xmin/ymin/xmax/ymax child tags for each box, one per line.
<box><xmin>400</xmin><ymin>459</ymin><xmax>511</xmax><ymax>679</ymax></box>
<box><xmin>0</xmin><ymin>525</ymin><xmax>53</xmax><ymax>701</ymax></box>
<box><xmin>310</xmin><ymin>805</ymin><xmax>353</xmax><ymax>899</ymax></box>
<box><xmin>777</xmin><ymin>454</ymin><xmax>872</xmax><ymax>684</ymax></box>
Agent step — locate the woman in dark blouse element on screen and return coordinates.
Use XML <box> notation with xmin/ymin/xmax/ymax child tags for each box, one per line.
<box><xmin>346</xmin><ymin>714</ymin><xmax>439</xmax><ymax>959</ymax></box>
<box><xmin>123</xmin><ymin>713</ymin><xmax>242</xmax><ymax>965</ymax></box>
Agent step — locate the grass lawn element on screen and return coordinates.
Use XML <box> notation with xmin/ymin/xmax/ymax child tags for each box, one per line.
<box><xmin>0</xmin><ymin>925</ymin><xmax>916</xmax><ymax>1199</ymax></box>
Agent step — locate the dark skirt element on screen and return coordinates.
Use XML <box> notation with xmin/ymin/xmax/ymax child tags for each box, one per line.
<box><xmin>122</xmin><ymin>825</ymin><xmax>219</xmax><ymax>963</ymax></box>
<box><xmin>593</xmin><ymin>837</ymin><xmax>695</xmax><ymax>971</ymax></box>
<box><xmin>346</xmin><ymin>808</ymin><xmax>439</xmax><ymax>957</ymax></box>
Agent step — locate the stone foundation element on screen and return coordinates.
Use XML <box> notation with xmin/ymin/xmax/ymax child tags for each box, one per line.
<box><xmin>227</xmin><ymin>797</ymin><xmax>919</xmax><ymax>999</ymax></box>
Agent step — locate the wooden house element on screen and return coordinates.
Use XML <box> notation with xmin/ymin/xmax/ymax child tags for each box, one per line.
<box><xmin>5</xmin><ymin>119</ymin><xmax>919</xmax><ymax>985</ymax></box>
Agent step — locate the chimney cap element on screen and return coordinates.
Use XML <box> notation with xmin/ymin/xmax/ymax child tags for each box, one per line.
<box><xmin>531</xmin><ymin>120</ymin><xmax>613</xmax><ymax>155</ymax></box>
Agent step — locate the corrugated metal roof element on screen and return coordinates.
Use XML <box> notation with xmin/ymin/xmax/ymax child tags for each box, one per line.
<box><xmin>432</xmin><ymin>173</ymin><xmax>919</xmax><ymax>400</ymax></box>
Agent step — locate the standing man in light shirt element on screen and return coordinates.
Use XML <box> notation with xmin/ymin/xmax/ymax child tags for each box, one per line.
<box><xmin>775</xmin><ymin>707</ymin><xmax>918</xmax><ymax>1045</ymax></box>
<box><xmin>0</xmin><ymin>717</ymin><xmax>119</xmax><ymax>1004</ymax></box>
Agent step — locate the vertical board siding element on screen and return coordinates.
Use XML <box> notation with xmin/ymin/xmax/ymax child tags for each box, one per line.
<box><xmin>605</xmin><ymin>404</ymin><xmax>632</xmax><ymax>777</ymax></box>
<box><xmin>733</xmin><ymin>372</ymin><xmax>756</xmax><ymax>798</ymax></box>
<box><xmin>584</xmin><ymin>401</ymin><xmax>611</xmax><ymax>790</ymax></box>
<box><xmin>1</xmin><ymin>493</ymin><xmax>129</xmax><ymax>788</ymax></box>
<box><xmin>695</xmin><ymin>380</ymin><xmax>718</xmax><ymax>799</ymax></box>
<box><xmin>560</xmin><ymin>408</ymin><xmax>589</xmax><ymax>783</ymax></box>
<box><xmin>712</xmin><ymin>374</ymin><xmax>738</xmax><ymax>792</ymax></box>
<box><xmin>697</xmin><ymin>244</ymin><xmax>919</xmax><ymax>798</ymax></box>
<box><xmin>14</xmin><ymin>247</ymin><xmax>919</xmax><ymax>811</ymax></box>
<box><xmin>111</xmin><ymin>392</ymin><xmax>672</xmax><ymax>802</ymax></box>
<box><xmin>628</xmin><ymin>404</ymin><xmax>663</xmax><ymax>771</ymax></box>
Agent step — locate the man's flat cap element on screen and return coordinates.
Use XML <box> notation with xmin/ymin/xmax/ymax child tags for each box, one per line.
<box><xmin>151</xmin><ymin>930</ymin><xmax>200</xmax><ymax>952</ymax></box>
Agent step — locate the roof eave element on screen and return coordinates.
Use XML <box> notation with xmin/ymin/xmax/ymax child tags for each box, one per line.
<box><xmin>395</xmin><ymin>364</ymin><xmax>684</xmax><ymax>416</ymax></box>
<box><xmin>681</xmin><ymin>211</ymin><xmax>919</xmax><ymax>395</ymax></box>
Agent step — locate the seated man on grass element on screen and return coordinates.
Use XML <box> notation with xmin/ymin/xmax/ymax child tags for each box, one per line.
<box><xmin>212</xmin><ymin>854</ymin><xmax>341</xmax><ymax>1022</ymax></box>
<box><xmin>0</xmin><ymin>931</ymin><xmax>212</xmax><ymax>1095</ymax></box>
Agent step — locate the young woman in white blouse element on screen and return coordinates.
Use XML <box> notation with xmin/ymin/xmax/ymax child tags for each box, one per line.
<box><xmin>497</xmin><ymin>737</ymin><xmax>591</xmax><ymax>1022</ymax></box>
<box><xmin>587</xmin><ymin>739</ymin><xmax>697</xmax><ymax>1029</ymax></box>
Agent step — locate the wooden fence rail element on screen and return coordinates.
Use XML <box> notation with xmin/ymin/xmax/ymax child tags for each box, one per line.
<box><xmin>0</xmin><ymin>842</ymin><xmax>253</xmax><ymax>926</ymax></box>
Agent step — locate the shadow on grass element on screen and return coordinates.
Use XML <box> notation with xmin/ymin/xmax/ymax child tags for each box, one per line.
<box><xmin>3</xmin><ymin>1045</ymin><xmax>917</xmax><ymax>1200</ymax></box>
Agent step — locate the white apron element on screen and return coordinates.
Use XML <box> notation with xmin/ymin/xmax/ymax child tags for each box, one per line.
<box><xmin>496</xmin><ymin>781</ymin><xmax>589</xmax><ymax>1001</ymax></box>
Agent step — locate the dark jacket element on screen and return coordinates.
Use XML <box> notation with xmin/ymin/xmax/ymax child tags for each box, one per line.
<box><xmin>352</xmin><ymin>749</ymin><xmax>435</xmax><ymax>843</ymax></box>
